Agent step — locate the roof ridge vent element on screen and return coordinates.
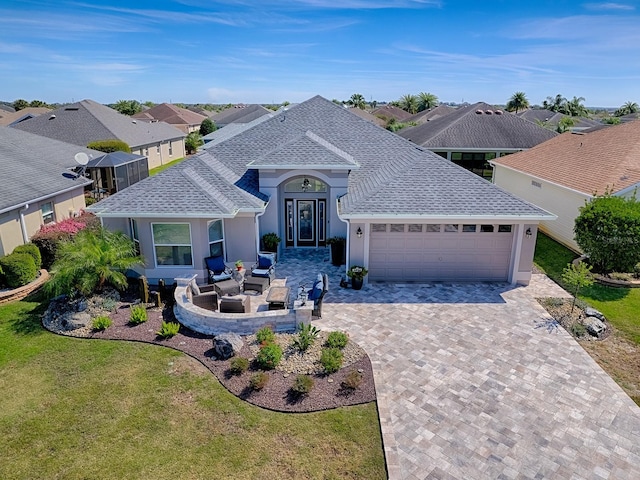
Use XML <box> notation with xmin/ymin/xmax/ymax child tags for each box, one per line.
<box><xmin>485</xmin><ymin>110</ymin><xmax>493</xmax><ymax>115</ymax></box>
<box><xmin>475</xmin><ymin>110</ymin><xmax>483</xmax><ymax>114</ymax></box>
<box><xmin>495</xmin><ymin>110</ymin><xmax>503</xmax><ymax>115</ymax></box>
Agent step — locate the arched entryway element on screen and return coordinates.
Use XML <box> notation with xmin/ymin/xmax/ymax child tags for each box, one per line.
<box><xmin>282</xmin><ymin>176</ymin><xmax>328</xmax><ymax>248</ymax></box>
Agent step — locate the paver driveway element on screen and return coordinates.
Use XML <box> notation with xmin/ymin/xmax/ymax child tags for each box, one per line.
<box><xmin>278</xmin><ymin>251</ymin><xmax>640</xmax><ymax>479</ymax></box>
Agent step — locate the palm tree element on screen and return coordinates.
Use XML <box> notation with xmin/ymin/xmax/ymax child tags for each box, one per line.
<box><xmin>505</xmin><ymin>92</ymin><xmax>530</xmax><ymax>114</ymax></box>
<box><xmin>45</xmin><ymin>227</ymin><xmax>144</xmax><ymax>297</ymax></box>
<box><xmin>417</xmin><ymin>92</ymin><xmax>438</xmax><ymax>112</ymax></box>
<box><xmin>399</xmin><ymin>94</ymin><xmax>418</xmax><ymax>114</ymax></box>
<box><xmin>543</xmin><ymin>94</ymin><xmax>566</xmax><ymax>113</ymax></box>
<box><xmin>615</xmin><ymin>101</ymin><xmax>639</xmax><ymax>116</ymax></box>
<box><xmin>564</xmin><ymin>96</ymin><xmax>589</xmax><ymax>117</ymax></box>
<box><xmin>347</xmin><ymin>93</ymin><xmax>366</xmax><ymax>110</ymax></box>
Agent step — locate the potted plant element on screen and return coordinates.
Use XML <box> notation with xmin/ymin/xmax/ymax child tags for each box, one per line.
<box><xmin>346</xmin><ymin>265</ymin><xmax>368</xmax><ymax>290</ymax></box>
<box><xmin>261</xmin><ymin>233</ymin><xmax>281</xmax><ymax>255</ymax></box>
<box><xmin>327</xmin><ymin>236</ymin><xmax>346</xmax><ymax>266</ymax></box>
<box><xmin>235</xmin><ymin>260</ymin><xmax>244</xmax><ymax>271</ymax></box>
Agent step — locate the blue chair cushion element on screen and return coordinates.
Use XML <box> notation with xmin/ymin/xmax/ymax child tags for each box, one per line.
<box><xmin>257</xmin><ymin>253</ymin><xmax>275</xmax><ymax>269</ymax></box>
<box><xmin>308</xmin><ymin>275</ymin><xmax>324</xmax><ymax>301</ymax></box>
<box><xmin>205</xmin><ymin>255</ymin><xmax>227</xmax><ymax>274</ymax></box>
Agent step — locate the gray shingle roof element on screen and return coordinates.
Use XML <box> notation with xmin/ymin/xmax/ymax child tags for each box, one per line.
<box><xmin>406</xmin><ymin>105</ymin><xmax>456</xmax><ymax>125</ymax></box>
<box><xmin>89</xmin><ymin>96</ymin><xmax>553</xmax><ymax>220</ymax></box>
<box><xmin>0</xmin><ymin>126</ymin><xmax>93</xmax><ymax>213</ymax></box>
<box><xmin>517</xmin><ymin>110</ymin><xmax>600</xmax><ymax>130</ymax></box>
<box><xmin>132</xmin><ymin>103</ymin><xmax>207</xmax><ymax>126</ymax></box>
<box><xmin>398</xmin><ymin>102</ymin><xmax>557</xmax><ymax>149</ymax></box>
<box><xmin>12</xmin><ymin>100</ymin><xmax>185</xmax><ymax>149</ymax></box>
<box><xmin>210</xmin><ymin>104</ymin><xmax>272</xmax><ymax>125</ymax></box>
<box><xmin>202</xmin><ymin>113</ymin><xmax>274</xmax><ymax>146</ymax></box>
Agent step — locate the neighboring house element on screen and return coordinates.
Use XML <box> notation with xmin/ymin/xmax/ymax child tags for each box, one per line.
<box><xmin>491</xmin><ymin>120</ymin><xmax>640</xmax><ymax>252</ymax></box>
<box><xmin>202</xmin><ymin>113</ymin><xmax>274</xmax><ymax>146</ymax></box>
<box><xmin>87</xmin><ymin>96</ymin><xmax>553</xmax><ymax>286</ymax></box>
<box><xmin>370</xmin><ymin>104</ymin><xmax>412</xmax><ymax>122</ymax></box>
<box><xmin>210</xmin><ymin>104</ymin><xmax>273</xmax><ymax>128</ymax></box>
<box><xmin>0</xmin><ymin>126</ymin><xmax>94</xmax><ymax>255</ymax></box>
<box><xmin>406</xmin><ymin>105</ymin><xmax>456</xmax><ymax>125</ymax></box>
<box><xmin>398</xmin><ymin>102</ymin><xmax>557</xmax><ymax>180</ymax></box>
<box><xmin>132</xmin><ymin>103</ymin><xmax>207</xmax><ymax>134</ymax></box>
<box><xmin>347</xmin><ymin>107</ymin><xmax>386</xmax><ymax>127</ymax></box>
<box><xmin>517</xmin><ymin>109</ymin><xmax>600</xmax><ymax>132</ymax></box>
<box><xmin>0</xmin><ymin>107</ymin><xmax>51</xmax><ymax>127</ymax></box>
<box><xmin>11</xmin><ymin>100</ymin><xmax>186</xmax><ymax>170</ymax></box>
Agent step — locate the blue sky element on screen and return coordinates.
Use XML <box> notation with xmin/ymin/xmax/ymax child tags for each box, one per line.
<box><xmin>1</xmin><ymin>1</ymin><xmax>638</xmax><ymax>107</ymax></box>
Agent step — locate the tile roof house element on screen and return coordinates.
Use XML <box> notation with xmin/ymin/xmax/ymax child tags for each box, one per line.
<box><xmin>517</xmin><ymin>109</ymin><xmax>600</xmax><ymax>132</ymax></box>
<box><xmin>210</xmin><ymin>104</ymin><xmax>273</xmax><ymax>128</ymax></box>
<box><xmin>398</xmin><ymin>102</ymin><xmax>558</xmax><ymax>179</ymax></box>
<box><xmin>491</xmin><ymin>119</ymin><xmax>640</xmax><ymax>251</ymax></box>
<box><xmin>132</xmin><ymin>103</ymin><xmax>207</xmax><ymax>134</ymax></box>
<box><xmin>0</xmin><ymin>107</ymin><xmax>52</xmax><ymax>127</ymax></box>
<box><xmin>11</xmin><ymin>100</ymin><xmax>186</xmax><ymax>170</ymax></box>
<box><xmin>0</xmin><ymin>126</ymin><xmax>94</xmax><ymax>255</ymax></box>
<box><xmin>88</xmin><ymin>96</ymin><xmax>553</xmax><ymax>286</ymax></box>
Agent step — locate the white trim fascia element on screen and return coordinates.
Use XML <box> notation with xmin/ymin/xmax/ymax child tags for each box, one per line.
<box><xmin>247</xmin><ymin>164</ymin><xmax>357</xmax><ymax>171</ymax></box>
<box><xmin>489</xmin><ymin>162</ymin><xmax>594</xmax><ymax>198</ymax></box>
<box><xmin>339</xmin><ymin>213</ymin><xmax>557</xmax><ymax>221</ymax></box>
<box><xmin>432</xmin><ymin>147</ymin><xmax>527</xmax><ymax>153</ymax></box>
<box><xmin>0</xmin><ymin>181</ymin><xmax>92</xmax><ymax>215</ymax></box>
<box><xmin>89</xmin><ymin>207</ymin><xmax>265</xmax><ymax>219</ymax></box>
<box><xmin>614</xmin><ymin>182</ymin><xmax>640</xmax><ymax>197</ymax></box>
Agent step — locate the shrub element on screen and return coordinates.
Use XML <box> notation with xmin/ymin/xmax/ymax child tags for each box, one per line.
<box><xmin>291</xmin><ymin>375</ymin><xmax>314</xmax><ymax>396</ymax></box>
<box><xmin>326</xmin><ymin>331</ymin><xmax>349</xmax><ymax>349</ymax></box>
<box><xmin>321</xmin><ymin>347</ymin><xmax>343</xmax><ymax>374</ymax></box>
<box><xmin>256</xmin><ymin>326</ymin><xmax>275</xmax><ymax>345</ymax></box>
<box><xmin>341</xmin><ymin>370</ymin><xmax>363</xmax><ymax>391</ymax></box>
<box><xmin>229</xmin><ymin>357</ymin><xmax>249</xmax><ymax>375</ymax></box>
<box><xmin>86</xmin><ymin>139</ymin><xmax>131</xmax><ymax>153</ymax></box>
<box><xmin>570</xmin><ymin>322</ymin><xmax>587</xmax><ymax>338</ymax></box>
<box><xmin>101</xmin><ymin>297</ymin><xmax>118</xmax><ymax>312</ymax></box>
<box><xmin>0</xmin><ymin>253</ymin><xmax>37</xmax><ymax>288</ymax></box>
<box><xmin>156</xmin><ymin>321</ymin><xmax>180</xmax><ymax>339</ymax></box>
<box><xmin>255</xmin><ymin>343</ymin><xmax>282</xmax><ymax>370</ymax></box>
<box><xmin>249</xmin><ymin>372</ymin><xmax>269</xmax><ymax>391</ymax></box>
<box><xmin>293</xmin><ymin>323</ymin><xmax>320</xmax><ymax>352</ymax></box>
<box><xmin>12</xmin><ymin>244</ymin><xmax>42</xmax><ymax>270</ymax></box>
<box><xmin>92</xmin><ymin>315</ymin><xmax>112</xmax><ymax>331</ymax></box>
<box><xmin>634</xmin><ymin>263</ymin><xmax>640</xmax><ymax>279</ymax></box>
<box><xmin>129</xmin><ymin>304</ymin><xmax>148</xmax><ymax>324</ymax></box>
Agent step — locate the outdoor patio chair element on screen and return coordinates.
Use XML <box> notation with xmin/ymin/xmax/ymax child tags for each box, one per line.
<box><xmin>187</xmin><ymin>281</ymin><xmax>218</xmax><ymax>311</ymax></box>
<box><xmin>250</xmin><ymin>252</ymin><xmax>276</xmax><ymax>284</ymax></box>
<box><xmin>307</xmin><ymin>273</ymin><xmax>329</xmax><ymax>318</ymax></box>
<box><xmin>205</xmin><ymin>255</ymin><xmax>233</xmax><ymax>284</ymax></box>
<box><xmin>220</xmin><ymin>295</ymin><xmax>251</xmax><ymax>313</ymax></box>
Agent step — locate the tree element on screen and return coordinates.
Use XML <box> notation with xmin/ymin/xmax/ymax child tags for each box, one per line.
<box><xmin>398</xmin><ymin>94</ymin><xmax>418</xmax><ymax>114</ymax></box>
<box><xmin>29</xmin><ymin>100</ymin><xmax>49</xmax><ymax>108</ymax></box>
<box><xmin>347</xmin><ymin>93</ymin><xmax>366</xmax><ymax>109</ymax></box>
<box><xmin>556</xmin><ymin>116</ymin><xmax>575</xmax><ymax>133</ymax></box>
<box><xmin>185</xmin><ymin>132</ymin><xmax>203</xmax><ymax>153</ymax></box>
<box><xmin>45</xmin><ymin>227</ymin><xmax>143</xmax><ymax>297</ymax></box>
<box><xmin>574</xmin><ymin>194</ymin><xmax>640</xmax><ymax>274</ymax></box>
<box><xmin>13</xmin><ymin>99</ymin><xmax>29</xmax><ymax>111</ymax></box>
<box><xmin>112</xmin><ymin>99</ymin><xmax>143</xmax><ymax>116</ymax></box>
<box><xmin>615</xmin><ymin>101</ymin><xmax>639</xmax><ymax>117</ymax></box>
<box><xmin>562</xmin><ymin>262</ymin><xmax>594</xmax><ymax>314</ymax></box>
<box><xmin>543</xmin><ymin>94</ymin><xmax>566</xmax><ymax>113</ymax></box>
<box><xmin>564</xmin><ymin>96</ymin><xmax>589</xmax><ymax>117</ymax></box>
<box><xmin>87</xmin><ymin>139</ymin><xmax>131</xmax><ymax>153</ymax></box>
<box><xmin>199</xmin><ymin>118</ymin><xmax>216</xmax><ymax>136</ymax></box>
<box><xmin>417</xmin><ymin>92</ymin><xmax>438</xmax><ymax>112</ymax></box>
<box><xmin>505</xmin><ymin>92</ymin><xmax>530</xmax><ymax>114</ymax></box>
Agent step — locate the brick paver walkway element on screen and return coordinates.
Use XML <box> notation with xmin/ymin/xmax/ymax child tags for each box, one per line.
<box><xmin>277</xmin><ymin>249</ymin><xmax>640</xmax><ymax>479</ymax></box>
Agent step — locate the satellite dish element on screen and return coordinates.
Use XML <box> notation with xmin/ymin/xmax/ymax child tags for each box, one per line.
<box><xmin>74</xmin><ymin>152</ymin><xmax>89</xmax><ymax>165</ymax></box>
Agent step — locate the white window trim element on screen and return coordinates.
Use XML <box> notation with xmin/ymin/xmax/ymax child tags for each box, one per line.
<box><xmin>207</xmin><ymin>219</ymin><xmax>225</xmax><ymax>258</ymax></box>
<box><xmin>41</xmin><ymin>202</ymin><xmax>54</xmax><ymax>224</ymax></box>
<box><xmin>151</xmin><ymin>222</ymin><xmax>193</xmax><ymax>268</ymax></box>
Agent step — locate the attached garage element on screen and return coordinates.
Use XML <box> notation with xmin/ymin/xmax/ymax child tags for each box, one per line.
<box><xmin>368</xmin><ymin>222</ymin><xmax>514</xmax><ymax>282</ymax></box>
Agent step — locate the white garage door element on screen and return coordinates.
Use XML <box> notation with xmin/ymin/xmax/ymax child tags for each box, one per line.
<box><xmin>368</xmin><ymin>223</ymin><xmax>514</xmax><ymax>282</ymax></box>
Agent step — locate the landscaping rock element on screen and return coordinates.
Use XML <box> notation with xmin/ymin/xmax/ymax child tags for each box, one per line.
<box><xmin>584</xmin><ymin>307</ymin><xmax>605</xmax><ymax>322</ymax></box>
<box><xmin>213</xmin><ymin>333</ymin><xmax>243</xmax><ymax>360</ymax></box>
<box><xmin>61</xmin><ymin>312</ymin><xmax>92</xmax><ymax>331</ymax></box>
<box><xmin>584</xmin><ymin>316</ymin><xmax>606</xmax><ymax>337</ymax></box>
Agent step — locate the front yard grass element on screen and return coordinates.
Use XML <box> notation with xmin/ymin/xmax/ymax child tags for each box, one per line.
<box><xmin>149</xmin><ymin>156</ymin><xmax>186</xmax><ymax>176</ymax></box>
<box><xmin>0</xmin><ymin>299</ymin><xmax>386</xmax><ymax>480</ymax></box>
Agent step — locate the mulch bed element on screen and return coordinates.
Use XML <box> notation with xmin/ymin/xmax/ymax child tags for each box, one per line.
<box><xmin>81</xmin><ymin>299</ymin><xmax>376</xmax><ymax>413</ymax></box>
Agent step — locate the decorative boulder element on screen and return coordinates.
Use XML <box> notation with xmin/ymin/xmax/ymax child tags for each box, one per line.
<box><xmin>584</xmin><ymin>307</ymin><xmax>606</xmax><ymax>322</ymax></box>
<box><xmin>213</xmin><ymin>332</ymin><xmax>244</xmax><ymax>360</ymax></box>
<box><xmin>584</xmin><ymin>316</ymin><xmax>606</xmax><ymax>337</ymax></box>
<box><xmin>61</xmin><ymin>312</ymin><xmax>91</xmax><ymax>331</ymax></box>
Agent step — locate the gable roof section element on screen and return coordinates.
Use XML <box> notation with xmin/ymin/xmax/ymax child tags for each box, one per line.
<box><xmin>12</xmin><ymin>100</ymin><xmax>184</xmax><ymax>149</ymax></box>
<box><xmin>0</xmin><ymin>107</ymin><xmax>52</xmax><ymax>127</ymax></box>
<box><xmin>210</xmin><ymin>104</ymin><xmax>272</xmax><ymax>125</ymax></box>
<box><xmin>132</xmin><ymin>103</ymin><xmax>207</xmax><ymax>126</ymax></box>
<box><xmin>517</xmin><ymin>110</ymin><xmax>600</xmax><ymax>130</ymax></box>
<box><xmin>348</xmin><ymin>107</ymin><xmax>386</xmax><ymax>127</ymax></box>
<box><xmin>202</xmin><ymin>113</ymin><xmax>274</xmax><ymax>146</ymax></box>
<box><xmin>89</xmin><ymin>96</ymin><xmax>552</xmax><ymax>220</ymax></box>
<box><xmin>406</xmin><ymin>105</ymin><xmax>456</xmax><ymax>125</ymax></box>
<box><xmin>492</xmin><ymin>119</ymin><xmax>640</xmax><ymax>196</ymax></box>
<box><xmin>371</xmin><ymin>104</ymin><xmax>412</xmax><ymax>122</ymax></box>
<box><xmin>0</xmin><ymin>127</ymin><xmax>93</xmax><ymax>214</ymax></box>
<box><xmin>398</xmin><ymin>102</ymin><xmax>557</xmax><ymax>149</ymax></box>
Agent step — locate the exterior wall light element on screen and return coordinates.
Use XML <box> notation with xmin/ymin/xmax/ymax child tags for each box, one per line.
<box><xmin>356</xmin><ymin>227</ymin><xmax>363</xmax><ymax>238</ymax></box>
<box><xmin>525</xmin><ymin>228</ymin><xmax>532</xmax><ymax>238</ymax></box>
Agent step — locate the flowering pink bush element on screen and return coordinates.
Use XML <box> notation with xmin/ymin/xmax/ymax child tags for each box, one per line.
<box><xmin>36</xmin><ymin>218</ymin><xmax>86</xmax><ymax>236</ymax></box>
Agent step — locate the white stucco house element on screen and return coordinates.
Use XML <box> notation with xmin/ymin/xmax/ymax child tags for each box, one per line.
<box><xmin>87</xmin><ymin>96</ymin><xmax>554</xmax><ymax>286</ymax></box>
<box><xmin>491</xmin><ymin>119</ymin><xmax>640</xmax><ymax>252</ymax></box>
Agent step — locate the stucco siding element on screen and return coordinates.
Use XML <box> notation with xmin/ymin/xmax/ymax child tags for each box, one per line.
<box><xmin>494</xmin><ymin>166</ymin><xmax>586</xmax><ymax>252</ymax></box>
<box><xmin>131</xmin><ymin>138</ymin><xmax>185</xmax><ymax>170</ymax></box>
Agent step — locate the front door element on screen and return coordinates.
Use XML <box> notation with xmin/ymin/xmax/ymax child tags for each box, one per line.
<box><xmin>285</xmin><ymin>198</ymin><xmax>326</xmax><ymax>247</ymax></box>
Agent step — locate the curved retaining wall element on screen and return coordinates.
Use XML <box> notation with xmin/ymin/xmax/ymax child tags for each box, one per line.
<box><xmin>0</xmin><ymin>269</ymin><xmax>49</xmax><ymax>305</ymax></box>
<box><xmin>173</xmin><ymin>275</ymin><xmax>312</xmax><ymax>336</ymax></box>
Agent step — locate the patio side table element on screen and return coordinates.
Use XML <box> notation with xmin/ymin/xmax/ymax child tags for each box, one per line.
<box><xmin>266</xmin><ymin>286</ymin><xmax>290</xmax><ymax>310</ymax></box>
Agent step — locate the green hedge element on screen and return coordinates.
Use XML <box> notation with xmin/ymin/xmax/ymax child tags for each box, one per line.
<box><xmin>0</xmin><ymin>253</ymin><xmax>37</xmax><ymax>288</ymax></box>
<box><xmin>12</xmin><ymin>244</ymin><xmax>42</xmax><ymax>270</ymax></box>
<box><xmin>86</xmin><ymin>139</ymin><xmax>131</xmax><ymax>153</ymax></box>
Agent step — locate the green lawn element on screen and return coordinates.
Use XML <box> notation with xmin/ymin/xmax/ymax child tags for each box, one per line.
<box><xmin>534</xmin><ymin>231</ymin><xmax>640</xmax><ymax>345</ymax></box>
<box><xmin>0</xmin><ymin>298</ymin><xmax>386</xmax><ymax>480</ymax></box>
<box><xmin>149</xmin><ymin>157</ymin><xmax>187</xmax><ymax>176</ymax></box>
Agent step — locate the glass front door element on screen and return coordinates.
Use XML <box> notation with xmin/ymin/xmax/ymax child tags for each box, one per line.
<box><xmin>284</xmin><ymin>198</ymin><xmax>326</xmax><ymax>247</ymax></box>
<box><xmin>297</xmin><ymin>200</ymin><xmax>315</xmax><ymax>246</ymax></box>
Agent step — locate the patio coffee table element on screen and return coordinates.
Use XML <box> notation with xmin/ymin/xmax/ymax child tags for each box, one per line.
<box><xmin>213</xmin><ymin>279</ymin><xmax>240</xmax><ymax>297</ymax></box>
<box><xmin>243</xmin><ymin>275</ymin><xmax>270</xmax><ymax>294</ymax></box>
<box><xmin>266</xmin><ymin>286</ymin><xmax>290</xmax><ymax>310</ymax></box>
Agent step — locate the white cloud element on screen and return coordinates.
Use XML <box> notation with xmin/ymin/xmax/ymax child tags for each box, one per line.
<box><xmin>583</xmin><ymin>2</ymin><xmax>635</xmax><ymax>11</ymax></box>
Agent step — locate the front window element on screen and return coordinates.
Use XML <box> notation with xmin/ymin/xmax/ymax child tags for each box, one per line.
<box><xmin>41</xmin><ymin>202</ymin><xmax>54</xmax><ymax>224</ymax></box>
<box><xmin>284</xmin><ymin>177</ymin><xmax>327</xmax><ymax>193</ymax></box>
<box><xmin>152</xmin><ymin>223</ymin><xmax>192</xmax><ymax>266</ymax></box>
<box><xmin>130</xmin><ymin>218</ymin><xmax>140</xmax><ymax>256</ymax></box>
<box><xmin>208</xmin><ymin>220</ymin><xmax>224</xmax><ymax>257</ymax></box>
<box><xmin>169</xmin><ymin>141</ymin><xmax>173</xmax><ymax>156</ymax></box>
